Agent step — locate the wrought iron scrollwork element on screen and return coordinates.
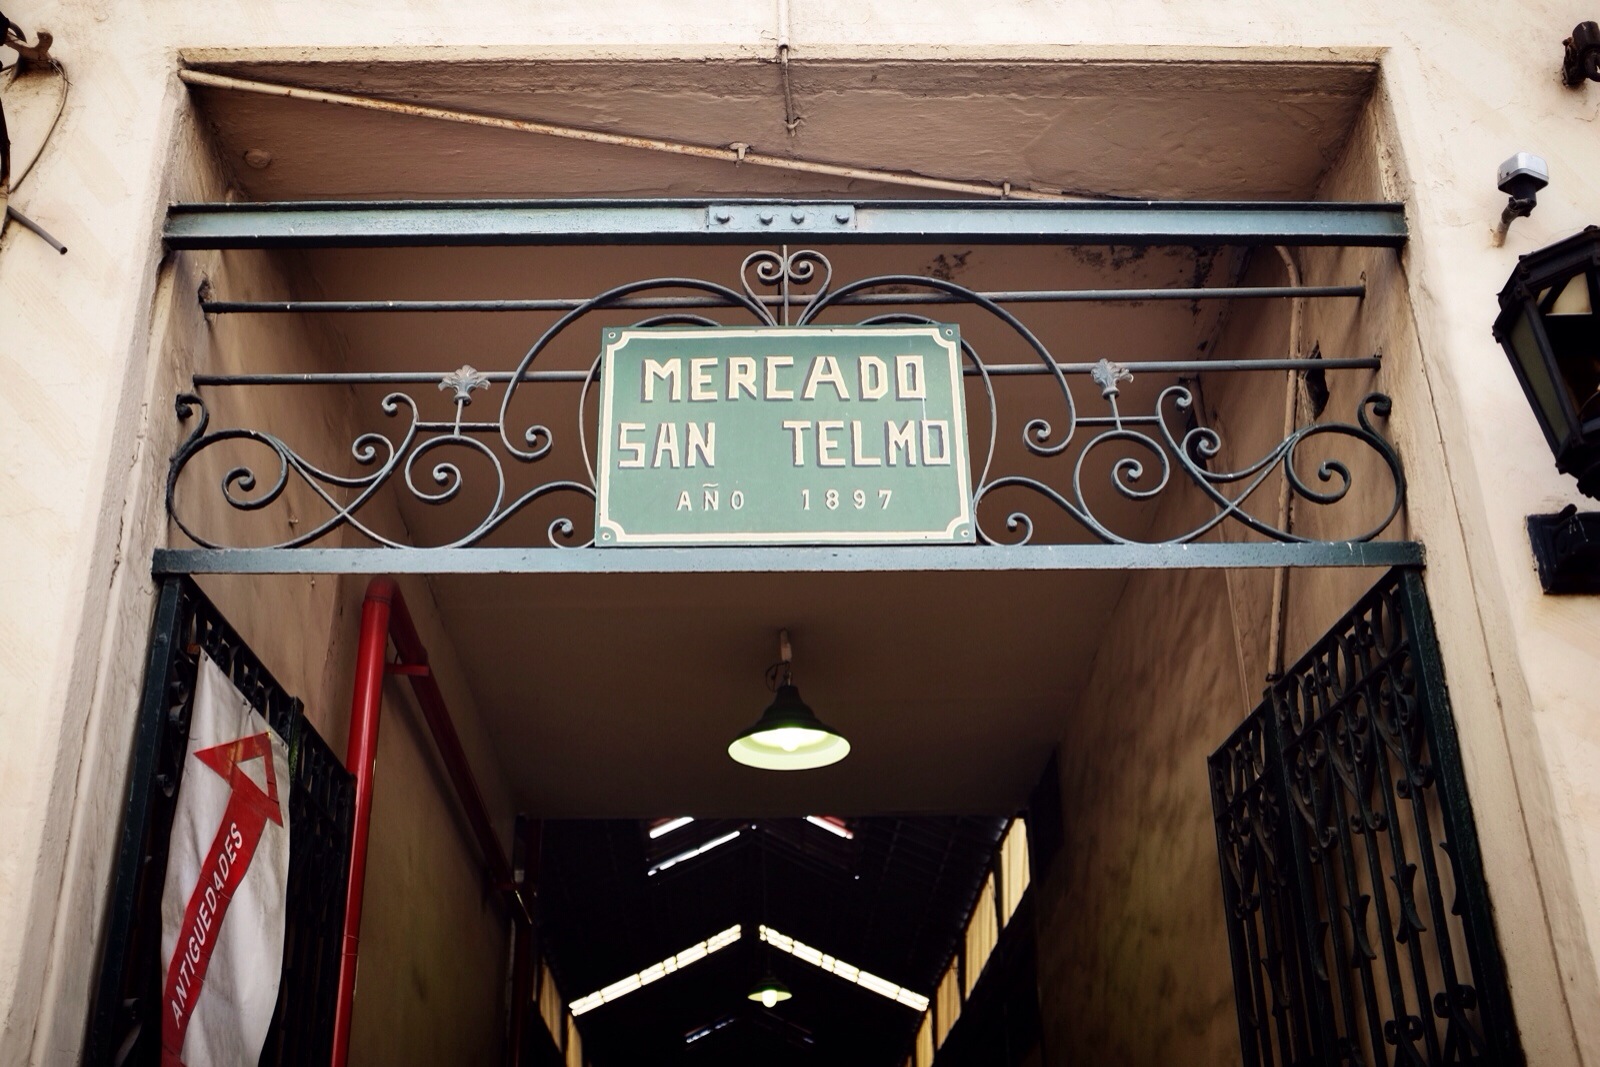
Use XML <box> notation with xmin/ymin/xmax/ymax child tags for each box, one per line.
<box><xmin>1209</xmin><ymin>571</ymin><xmax>1521</xmax><ymax>1066</ymax></box>
<box><xmin>87</xmin><ymin>578</ymin><xmax>354</xmax><ymax>1067</ymax></box>
<box><xmin>167</xmin><ymin>247</ymin><xmax>1405</xmax><ymax>550</ymax></box>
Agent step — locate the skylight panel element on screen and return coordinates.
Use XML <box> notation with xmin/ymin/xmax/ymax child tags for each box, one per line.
<box><xmin>758</xmin><ymin>924</ymin><xmax>930</xmax><ymax>1012</ymax></box>
<box><xmin>804</xmin><ymin>815</ymin><xmax>855</xmax><ymax>839</ymax></box>
<box><xmin>646</xmin><ymin>828</ymin><xmax>741</xmax><ymax>877</ymax></box>
<box><xmin>569</xmin><ymin>924</ymin><xmax>743</xmax><ymax>1016</ymax></box>
<box><xmin>648</xmin><ymin>816</ymin><xmax>695</xmax><ymax>839</ymax></box>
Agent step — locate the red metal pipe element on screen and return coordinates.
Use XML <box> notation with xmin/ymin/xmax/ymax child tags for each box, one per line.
<box><xmin>331</xmin><ymin>578</ymin><xmax>395</xmax><ymax>1067</ymax></box>
<box><xmin>382</xmin><ymin>588</ymin><xmax>529</xmax><ymax>920</ymax></box>
<box><xmin>332</xmin><ymin>577</ymin><xmax>533</xmax><ymax>1067</ymax></box>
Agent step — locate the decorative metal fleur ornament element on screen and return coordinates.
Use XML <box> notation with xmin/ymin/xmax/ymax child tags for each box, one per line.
<box><xmin>439</xmin><ymin>365</ymin><xmax>492</xmax><ymax>406</ymax></box>
<box><xmin>439</xmin><ymin>365</ymin><xmax>493</xmax><ymax>436</ymax></box>
<box><xmin>1090</xmin><ymin>359</ymin><xmax>1133</xmax><ymax>400</ymax></box>
<box><xmin>167</xmin><ymin>248</ymin><xmax>1406</xmax><ymax>551</ymax></box>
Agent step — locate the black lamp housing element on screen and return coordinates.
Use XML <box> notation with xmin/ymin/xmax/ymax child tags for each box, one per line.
<box><xmin>1493</xmin><ymin>226</ymin><xmax>1600</xmax><ymax>497</ymax></box>
<box><xmin>1528</xmin><ymin>507</ymin><xmax>1600</xmax><ymax>594</ymax></box>
<box><xmin>1495</xmin><ymin>226</ymin><xmax>1600</xmax><ymax>592</ymax></box>
<box><xmin>1564</xmin><ymin>21</ymin><xmax>1600</xmax><ymax>87</ymax></box>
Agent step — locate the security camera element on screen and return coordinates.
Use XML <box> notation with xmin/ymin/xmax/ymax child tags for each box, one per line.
<box><xmin>1565</xmin><ymin>22</ymin><xmax>1600</xmax><ymax>86</ymax></box>
<box><xmin>1496</xmin><ymin>152</ymin><xmax>1549</xmax><ymax>240</ymax></box>
<box><xmin>1499</xmin><ymin>152</ymin><xmax>1550</xmax><ymax>204</ymax></box>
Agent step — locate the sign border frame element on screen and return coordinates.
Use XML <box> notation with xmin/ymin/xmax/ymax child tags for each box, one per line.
<box><xmin>595</xmin><ymin>324</ymin><xmax>974</xmax><ymax>547</ymax></box>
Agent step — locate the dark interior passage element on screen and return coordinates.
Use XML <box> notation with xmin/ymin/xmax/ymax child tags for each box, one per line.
<box><xmin>533</xmin><ymin>815</ymin><xmax>1014</xmax><ymax>1065</ymax></box>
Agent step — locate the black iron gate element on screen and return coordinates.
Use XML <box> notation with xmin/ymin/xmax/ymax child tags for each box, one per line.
<box><xmin>86</xmin><ymin>576</ymin><xmax>355</xmax><ymax>1066</ymax></box>
<box><xmin>1208</xmin><ymin>570</ymin><xmax>1521</xmax><ymax>1066</ymax></box>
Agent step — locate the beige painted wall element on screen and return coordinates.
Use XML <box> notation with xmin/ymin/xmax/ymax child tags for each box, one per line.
<box><xmin>151</xmin><ymin>222</ymin><xmax>520</xmax><ymax>1060</ymax></box>
<box><xmin>1033</xmin><ymin>564</ymin><xmax>1251</xmax><ymax>1062</ymax></box>
<box><xmin>1028</xmin><ymin>83</ymin><xmax>1553</xmax><ymax>1061</ymax></box>
<box><xmin>6</xmin><ymin>2</ymin><xmax>1600</xmax><ymax>1064</ymax></box>
<box><xmin>0</xmin><ymin>87</ymin><xmax>517</xmax><ymax>1062</ymax></box>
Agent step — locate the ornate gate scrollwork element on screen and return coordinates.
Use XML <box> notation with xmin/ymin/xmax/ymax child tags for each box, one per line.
<box><xmin>86</xmin><ymin>578</ymin><xmax>355</xmax><ymax>1067</ymax></box>
<box><xmin>167</xmin><ymin>248</ymin><xmax>1404</xmax><ymax>550</ymax></box>
<box><xmin>1209</xmin><ymin>570</ymin><xmax>1521</xmax><ymax>1066</ymax></box>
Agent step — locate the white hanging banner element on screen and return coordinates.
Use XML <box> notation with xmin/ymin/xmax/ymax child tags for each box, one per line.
<box><xmin>159</xmin><ymin>653</ymin><xmax>292</xmax><ymax>1067</ymax></box>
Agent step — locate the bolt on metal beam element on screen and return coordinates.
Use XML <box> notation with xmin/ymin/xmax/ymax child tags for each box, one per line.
<box><xmin>164</xmin><ymin>199</ymin><xmax>1409</xmax><ymax>250</ymax></box>
<box><xmin>153</xmin><ymin>542</ymin><xmax>1425</xmax><ymax>576</ymax></box>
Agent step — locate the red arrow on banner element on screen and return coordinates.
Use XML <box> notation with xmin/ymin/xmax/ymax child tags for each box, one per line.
<box><xmin>160</xmin><ymin>732</ymin><xmax>284</xmax><ymax>1067</ymax></box>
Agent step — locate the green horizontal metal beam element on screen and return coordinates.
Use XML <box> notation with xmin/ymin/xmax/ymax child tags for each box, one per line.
<box><xmin>163</xmin><ymin>199</ymin><xmax>1408</xmax><ymax>250</ymax></box>
<box><xmin>154</xmin><ymin>541</ymin><xmax>1423</xmax><ymax>576</ymax></box>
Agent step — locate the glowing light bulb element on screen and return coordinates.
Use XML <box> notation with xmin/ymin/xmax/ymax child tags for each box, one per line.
<box><xmin>761</xmin><ymin>988</ymin><xmax>778</xmax><ymax>1008</ymax></box>
<box><xmin>728</xmin><ymin>681</ymin><xmax>851</xmax><ymax>771</ymax></box>
<box><xmin>752</xmin><ymin>726</ymin><xmax>827</xmax><ymax>752</ymax></box>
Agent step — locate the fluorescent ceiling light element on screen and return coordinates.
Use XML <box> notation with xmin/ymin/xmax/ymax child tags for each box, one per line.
<box><xmin>647</xmin><ymin>829</ymin><xmax>742</xmax><ymax>877</ymax></box>
<box><xmin>759</xmin><ymin>924</ymin><xmax>930</xmax><ymax>1012</ymax></box>
<box><xmin>570</xmin><ymin>924</ymin><xmax>743</xmax><ymax>1016</ymax></box>
<box><xmin>804</xmin><ymin>815</ymin><xmax>855</xmax><ymax>840</ymax></box>
<box><xmin>649</xmin><ymin>816</ymin><xmax>695</xmax><ymax>839</ymax></box>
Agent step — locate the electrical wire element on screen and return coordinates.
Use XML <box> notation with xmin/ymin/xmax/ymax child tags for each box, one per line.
<box><xmin>4</xmin><ymin>58</ymin><xmax>68</xmax><ymax>191</ymax></box>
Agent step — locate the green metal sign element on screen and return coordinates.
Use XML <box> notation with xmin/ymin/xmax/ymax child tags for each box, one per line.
<box><xmin>595</xmin><ymin>325</ymin><xmax>973</xmax><ymax>546</ymax></box>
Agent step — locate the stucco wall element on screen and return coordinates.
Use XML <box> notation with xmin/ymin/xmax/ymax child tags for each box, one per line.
<box><xmin>0</xmin><ymin>88</ymin><xmax>516</xmax><ymax>1062</ymax></box>
<box><xmin>1027</xmin><ymin>207</ymin><xmax>1396</xmax><ymax>1057</ymax></box>
<box><xmin>1031</xmin><ymin>77</ymin><xmax>1590</xmax><ymax>1063</ymax></box>
<box><xmin>1032</xmin><ymin>563</ymin><xmax>1250</xmax><ymax>1062</ymax></box>
<box><xmin>1225</xmin><ymin>81</ymin><xmax>1600</xmax><ymax>1067</ymax></box>
<box><xmin>153</xmin><ymin>237</ymin><xmax>519</xmax><ymax>1059</ymax></box>
<box><xmin>6</xmin><ymin>3</ymin><xmax>1600</xmax><ymax>1065</ymax></box>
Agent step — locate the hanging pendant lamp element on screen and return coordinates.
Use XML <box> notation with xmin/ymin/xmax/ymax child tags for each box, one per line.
<box><xmin>747</xmin><ymin>973</ymin><xmax>793</xmax><ymax>1008</ymax></box>
<box><xmin>727</xmin><ymin>631</ymin><xmax>850</xmax><ymax>771</ymax></box>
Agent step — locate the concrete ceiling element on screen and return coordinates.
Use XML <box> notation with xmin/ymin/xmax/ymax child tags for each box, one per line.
<box><xmin>435</xmin><ymin>568</ymin><xmax>1110</xmax><ymax>817</ymax></box>
<box><xmin>190</xmin><ymin>57</ymin><xmax>1375</xmax><ymax>200</ymax></box>
<box><xmin>183</xmin><ymin>56</ymin><xmax>1372</xmax><ymax>818</ymax></box>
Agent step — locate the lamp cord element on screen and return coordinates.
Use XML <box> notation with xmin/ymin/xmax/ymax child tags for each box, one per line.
<box><xmin>764</xmin><ymin>659</ymin><xmax>792</xmax><ymax>692</ymax></box>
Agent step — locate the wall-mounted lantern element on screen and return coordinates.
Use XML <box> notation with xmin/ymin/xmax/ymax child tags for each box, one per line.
<box><xmin>1564</xmin><ymin>21</ymin><xmax>1600</xmax><ymax>86</ymax></box>
<box><xmin>1494</xmin><ymin>225</ymin><xmax>1600</xmax><ymax>592</ymax></box>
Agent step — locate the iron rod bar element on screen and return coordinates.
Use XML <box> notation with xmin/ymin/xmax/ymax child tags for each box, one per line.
<box><xmin>979</xmin><ymin>358</ymin><xmax>1379</xmax><ymax>376</ymax></box>
<box><xmin>177</xmin><ymin>68</ymin><xmax>1081</xmax><ymax>204</ymax></box>
<box><xmin>164</xmin><ymin>198</ymin><xmax>1409</xmax><ymax>250</ymax></box>
<box><xmin>189</xmin><ymin>357</ymin><xmax>1380</xmax><ymax>387</ymax></box>
<box><xmin>1398</xmin><ymin>571</ymin><xmax>1522</xmax><ymax>1056</ymax></box>
<box><xmin>198</xmin><ymin>285</ymin><xmax>1366</xmax><ymax>315</ymax></box>
<box><xmin>153</xmin><ymin>541</ymin><xmax>1424</xmax><ymax>575</ymax></box>
<box><xmin>85</xmin><ymin>578</ymin><xmax>184</xmax><ymax>1065</ymax></box>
